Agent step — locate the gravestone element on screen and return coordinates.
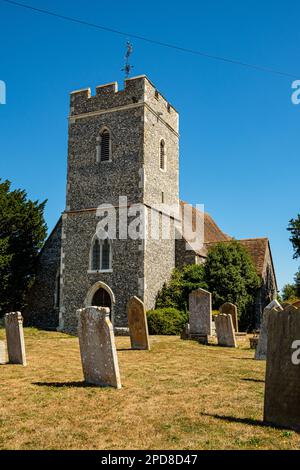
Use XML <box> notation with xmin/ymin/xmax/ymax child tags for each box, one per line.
<box><xmin>0</xmin><ymin>340</ymin><xmax>7</xmax><ymax>365</ymax></box>
<box><xmin>264</xmin><ymin>305</ymin><xmax>300</xmax><ymax>431</ymax></box>
<box><xmin>77</xmin><ymin>306</ymin><xmax>121</xmax><ymax>389</ymax></box>
<box><xmin>127</xmin><ymin>296</ymin><xmax>150</xmax><ymax>350</ymax></box>
<box><xmin>189</xmin><ymin>288</ymin><xmax>212</xmax><ymax>339</ymax></box>
<box><xmin>5</xmin><ymin>312</ymin><xmax>26</xmax><ymax>366</ymax></box>
<box><xmin>180</xmin><ymin>323</ymin><xmax>190</xmax><ymax>340</ymax></box>
<box><xmin>215</xmin><ymin>314</ymin><xmax>237</xmax><ymax>348</ymax></box>
<box><xmin>255</xmin><ymin>299</ymin><xmax>283</xmax><ymax>360</ymax></box>
<box><xmin>220</xmin><ymin>302</ymin><xmax>239</xmax><ymax>332</ymax></box>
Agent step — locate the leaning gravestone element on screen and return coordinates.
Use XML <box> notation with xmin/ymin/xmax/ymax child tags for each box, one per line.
<box><xmin>0</xmin><ymin>340</ymin><xmax>7</xmax><ymax>365</ymax></box>
<box><xmin>254</xmin><ymin>299</ymin><xmax>283</xmax><ymax>360</ymax></box>
<box><xmin>189</xmin><ymin>288</ymin><xmax>212</xmax><ymax>340</ymax></box>
<box><xmin>77</xmin><ymin>306</ymin><xmax>121</xmax><ymax>389</ymax></box>
<box><xmin>127</xmin><ymin>297</ymin><xmax>150</xmax><ymax>350</ymax></box>
<box><xmin>5</xmin><ymin>312</ymin><xmax>27</xmax><ymax>366</ymax></box>
<box><xmin>215</xmin><ymin>314</ymin><xmax>237</xmax><ymax>348</ymax></box>
<box><xmin>264</xmin><ymin>305</ymin><xmax>300</xmax><ymax>431</ymax></box>
<box><xmin>220</xmin><ymin>303</ymin><xmax>239</xmax><ymax>332</ymax></box>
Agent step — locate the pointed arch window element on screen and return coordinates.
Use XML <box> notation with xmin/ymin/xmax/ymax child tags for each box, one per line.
<box><xmin>160</xmin><ymin>139</ymin><xmax>166</xmax><ymax>170</ymax></box>
<box><xmin>100</xmin><ymin>129</ymin><xmax>110</xmax><ymax>162</ymax></box>
<box><xmin>101</xmin><ymin>238</ymin><xmax>110</xmax><ymax>270</ymax></box>
<box><xmin>92</xmin><ymin>238</ymin><xmax>101</xmax><ymax>271</ymax></box>
<box><xmin>90</xmin><ymin>236</ymin><xmax>112</xmax><ymax>272</ymax></box>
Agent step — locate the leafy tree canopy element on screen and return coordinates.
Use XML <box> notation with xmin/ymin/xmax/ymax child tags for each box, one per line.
<box><xmin>204</xmin><ymin>241</ymin><xmax>261</xmax><ymax>321</ymax></box>
<box><xmin>294</xmin><ymin>269</ymin><xmax>300</xmax><ymax>298</ymax></box>
<box><xmin>156</xmin><ymin>241</ymin><xmax>261</xmax><ymax>329</ymax></box>
<box><xmin>284</xmin><ymin>215</ymin><xmax>300</xmax><ymax>303</ymax></box>
<box><xmin>288</xmin><ymin>214</ymin><xmax>300</xmax><ymax>259</ymax></box>
<box><xmin>156</xmin><ymin>264</ymin><xmax>207</xmax><ymax>312</ymax></box>
<box><xmin>281</xmin><ymin>283</ymin><xmax>298</xmax><ymax>302</ymax></box>
<box><xmin>0</xmin><ymin>179</ymin><xmax>47</xmax><ymax>315</ymax></box>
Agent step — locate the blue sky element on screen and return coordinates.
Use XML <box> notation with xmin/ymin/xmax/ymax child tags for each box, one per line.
<box><xmin>0</xmin><ymin>0</ymin><xmax>299</xmax><ymax>290</ymax></box>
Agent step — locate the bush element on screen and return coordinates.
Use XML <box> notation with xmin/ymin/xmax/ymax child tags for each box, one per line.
<box><xmin>147</xmin><ymin>308</ymin><xmax>188</xmax><ymax>335</ymax></box>
<box><xmin>204</xmin><ymin>241</ymin><xmax>261</xmax><ymax>330</ymax></box>
<box><xmin>155</xmin><ymin>264</ymin><xmax>207</xmax><ymax>312</ymax></box>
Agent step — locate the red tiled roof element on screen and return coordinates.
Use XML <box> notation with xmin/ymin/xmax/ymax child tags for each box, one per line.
<box><xmin>237</xmin><ymin>238</ymin><xmax>269</xmax><ymax>276</ymax></box>
<box><xmin>180</xmin><ymin>202</ymin><xmax>274</xmax><ymax>279</ymax></box>
<box><xmin>205</xmin><ymin>238</ymin><xmax>270</xmax><ymax>277</ymax></box>
<box><xmin>179</xmin><ymin>201</ymin><xmax>231</xmax><ymax>244</ymax></box>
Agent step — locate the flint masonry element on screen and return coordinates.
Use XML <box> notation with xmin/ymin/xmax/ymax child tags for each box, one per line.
<box><xmin>24</xmin><ymin>75</ymin><xmax>277</xmax><ymax>333</ymax></box>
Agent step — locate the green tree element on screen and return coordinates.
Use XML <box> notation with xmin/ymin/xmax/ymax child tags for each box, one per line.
<box><xmin>156</xmin><ymin>264</ymin><xmax>207</xmax><ymax>311</ymax></box>
<box><xmin>285</xmin><ymin>215</ymin><xmax>300</xmax><ymax>302</ymax></box>
<box><xmin>294</xmin><ymin>269</ymin><xmax>300</xmax><ymax>298</ymax></box>
<box><xmin>204</xmin><ymin>241</ymin><xmax>261</xmax><ymax>329</ymax></box>
<box><xmin>281</xmin><ymin>283</ymin><xmax>298</xmax><ymax>302</ymax></box>
<box><xmin>156</xmin><ymin>241</ymin><xmax>260</xmax><ymax>330</ymax></box>
<box><xmin>0</xmin><ymin>179</ymin><xmax>47</xmax><ymax>316</ymax></box>
<box><xmin>288</xmin><ymin>214</ymin><xmax>300</xmax><ymax>259</ymax></box>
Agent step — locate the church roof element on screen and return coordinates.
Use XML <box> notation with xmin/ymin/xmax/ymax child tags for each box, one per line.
<box><xmin>180</xmin><ymin>201</ymin><xmax>276</xmax><ymax>282</ymax></box>
<box><xmin>237</xmin><ymin>238</ymin><xmax>270</xmax><ymax>276</ymax></box>
<box><xmin>204</xmin><ymin>237</ymin><xmax>270</xmax><ymax>275</ymax></box>
<box><xmin>179</xmin><ymin>200</ymin><xmax>231</xmax><ymax>244</ymax></box>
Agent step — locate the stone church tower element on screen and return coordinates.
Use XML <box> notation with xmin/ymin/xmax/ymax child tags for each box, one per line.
<box><xmin>24</xmin><ymin>74</ymin><xmax>277</xmax><ymax>332</ymax></box>
<box><xmin>59</xmin><ymin>75</ymin><xmax>179</xmax><ymax>333</ymax></box>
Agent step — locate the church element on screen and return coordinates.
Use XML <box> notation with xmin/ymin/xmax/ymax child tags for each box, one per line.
<box><xmin>24</xmin><ymin>75</ymin><xmax>277</xmax><ymax>333</ymax></box>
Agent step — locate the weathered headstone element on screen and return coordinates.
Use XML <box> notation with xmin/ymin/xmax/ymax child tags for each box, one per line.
<box><xmin>189</xmin><ymin>288</ymin><xmax>212</xmax><ymax>339</ymax></box>
<box><xmin>0</xmin><ymin>340</ymin><xmax>7</xmax><ymax>365</ymax></box>
<box><xmin>127</xmin><ymin>296</ymin><xmax>150</xmax><ymax>350</ymax></box>
<box><xmin>180</xmin><ymin>323</ymin><xmax>190</xmax><ymax>340</ymax></box>
<box><xmin>77</xmin><ymin>306</ymin><xmax>121</xmax><ymax>389</ymax></box>
<box><xmin>215</xmin><ymin>314</ymin><xmax>237</xmax><ymax>348</ymax></box>
<box><xmin>264</xmin><ymin>305</ymin><xmax>300</xmax><ymax>431</ymax></box>
<box><xmin>5</xmin><ymin>312</ymin><xmax>26</xmax><ymax>366</ymax></box>
<box><xmin>220</xmin><ymin>302</ymin><xmax>239</xmax><ymax>332</ymax></box>
<box><xmin>255</xmin><ymin>299</ymin><xmax>283</xmax><ymax>360</ymax></box>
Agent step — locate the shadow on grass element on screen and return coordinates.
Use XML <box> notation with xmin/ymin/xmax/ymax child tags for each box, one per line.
<box><xmin>33</xmin><ymin>381</ymin><xmax>99</xmax><ymax>388</ymax></box>
<box><xmin>242</xmin><ymin>378</ymin><xmax>265</xmax><ymax>383</ymax></box>
<box><xmin>201</xmin><ymin>413</ymin><xmax>285</xmax><ymax>431</ymax></box>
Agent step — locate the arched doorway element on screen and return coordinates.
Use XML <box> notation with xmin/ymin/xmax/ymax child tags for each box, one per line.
<box><xmin>85</xmin><ymin>281</ymin><xmax>115</xmax><ymax>324</ymax></box>
<box><xmin>92</xmin><ymin>287</ymin><xmax>112</xmax><ymax>311</ymax></box>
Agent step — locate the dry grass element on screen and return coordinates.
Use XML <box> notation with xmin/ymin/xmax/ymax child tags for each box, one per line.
<box><xmin>0</xmin><ymin>328</ymin><xmax>299</xmax><ymax>450</ymax></box>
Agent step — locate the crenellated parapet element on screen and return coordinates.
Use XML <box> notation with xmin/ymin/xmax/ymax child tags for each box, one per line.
<box><xmin>69</xmin><ymin>75</ymin><xmax>178</xmax><ymax>133</ymax></box>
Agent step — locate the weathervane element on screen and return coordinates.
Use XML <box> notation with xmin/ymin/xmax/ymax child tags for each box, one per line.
<box><xmin>122</xmin><ymin>41</ymin><xmax>134</xmax><ymax>79</ymax></box>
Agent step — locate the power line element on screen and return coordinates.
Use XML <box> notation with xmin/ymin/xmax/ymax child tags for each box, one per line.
<box><xmin>1</xmin><ymin>0</ymin><xmax>298</xmax><ymax>80</ymax></box>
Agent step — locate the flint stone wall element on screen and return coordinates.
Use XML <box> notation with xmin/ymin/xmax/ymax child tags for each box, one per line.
<box><xmin>23</xmin><ymin>218</ymin><xmax>62</xmax><ymax>329</ymax></box>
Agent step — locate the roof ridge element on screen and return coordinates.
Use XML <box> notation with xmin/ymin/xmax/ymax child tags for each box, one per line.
<box><xmin>239</xmin><ymin>237</ymin><xmax>269</xmax><ymax>242</ymax></box>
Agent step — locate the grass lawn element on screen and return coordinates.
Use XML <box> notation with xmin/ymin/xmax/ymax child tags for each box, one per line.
<box><xmin>0</xmin><ymin>328</ymin><xmax>299</xmax><ymax>450</ymax></box>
